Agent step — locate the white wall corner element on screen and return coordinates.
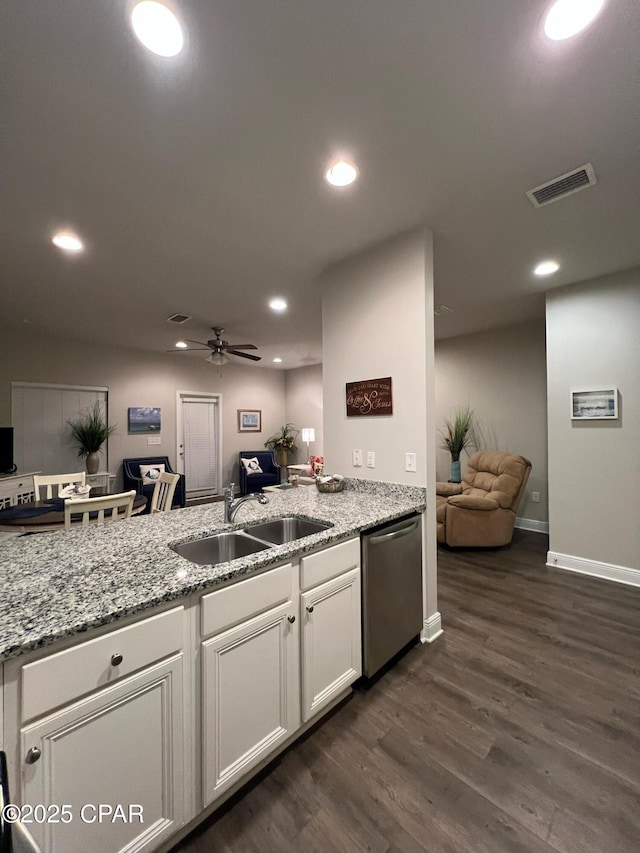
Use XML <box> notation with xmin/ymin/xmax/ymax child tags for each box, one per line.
<box><xmin>547</xmin><ymin>551</ymin><xmax>640</xmax><ymax>588</ymax></box>
<box><xmin>515</xmin><ymin>517</ymin><xmax>549</xmax><ymax>534</ymax></box>
<box><xmin>421</xmin><ymin>612</ymin><xmax>443</xmax><ymax>643</ymax></box>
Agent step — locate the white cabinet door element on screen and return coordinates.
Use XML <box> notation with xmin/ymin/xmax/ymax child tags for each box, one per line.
<box><xmin>21</xmin><ymin>655</ymin><xmax>184</xmax><ymax>853</ymax></box>
<box><xmin>300</xmin><ymin>567</ymin><xmax>362</xmax><ymax>723</ymax></box>
<box><xmin>201</xmin><ymin>601</ymin><xmax>298</xmax><ymax>806</ymax></box>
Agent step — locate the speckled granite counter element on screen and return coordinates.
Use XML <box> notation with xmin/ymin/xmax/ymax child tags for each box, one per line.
<box><xmin>0</xmin><ymin>479</ymin><xmax>425</xmax><ymax>661</ymax></box>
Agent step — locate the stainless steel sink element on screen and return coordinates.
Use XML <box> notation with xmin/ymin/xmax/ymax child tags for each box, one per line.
<box><xmin>171</xmin><ymin>531</ymin><xmax>271</xmax><ymax>566</ymax></box>
<box><xmin>242</xmin><ymin>516</ymin><xmax>332</xmax><ymax>545</ymax></box>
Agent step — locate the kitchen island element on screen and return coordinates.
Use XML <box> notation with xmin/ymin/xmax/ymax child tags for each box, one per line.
<box><xmin>0</xmin><ymin>478</ymin><xmax>426</xmax><ymax>853</ymax></box>
<box><xmin>0</xmin><ymin>478</ymin><xmax>425</xmax><ymax>662</ymax></box>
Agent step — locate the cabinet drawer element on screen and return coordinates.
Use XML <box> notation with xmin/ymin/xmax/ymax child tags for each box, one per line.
<box><xmin>201</xmin><ymin>564</ymin><xmax>293</xmax><ymax>638</ymax></box>
<box><xmin>300</xmin><ymin>538</ymin><xmax>360</xmax><ymax>591</ymax></box>
<box><xmin>21</xmin><ymin>606</ymin><xmax>184</xmax><ymax>722</ymax></box>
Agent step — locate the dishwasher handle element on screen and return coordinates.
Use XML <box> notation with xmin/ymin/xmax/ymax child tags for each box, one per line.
<box><xmin>368</xmin><ymin>517</ymin><xmax>420</xmax><ymax>545</ymax></box>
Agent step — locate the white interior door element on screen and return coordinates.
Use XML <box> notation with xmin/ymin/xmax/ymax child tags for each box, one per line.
<box><xmin>178</xmin><ymin>393</ymin><xmax>221</xmax><ymax>498</ymax></box>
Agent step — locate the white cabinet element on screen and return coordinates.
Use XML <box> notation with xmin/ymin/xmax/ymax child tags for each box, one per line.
<box><xmin>21</xmin><ymin>656</ymin><xmax>184</xmax><ymax>853</ymax></box>
<box><xmin>300</xmin><ymin>567</ymin><xmax>361</xmax><ymax>723</ymax></box>
<box><xmin>0</xmin><ymin>472</ymin><xmax>38</xmax><ymax>508</ymax></box>
<box><xmin>6</xmin><ymin>607</ymin><xmax>187</xmax><ymax>853</ymax></box>
<box><xmin>85</xmin><ymin>472</ymin><xmax>111</xmax><ymax>496</ymax></box>
<box><xmin>201</xmin><ymin>601</ymin><xmax>298</xmax><ymax>805</ymax></box>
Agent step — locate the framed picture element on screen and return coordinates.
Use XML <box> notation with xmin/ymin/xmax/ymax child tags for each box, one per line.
<box><xmin>238</xmin><ymin>409</ymin><xmax>262</xmax><ymax>432</ymax></box>
<box><xmin>571</xmin><ymin>388</ymin><xmax>618</xmax><ymax>420</ymax></box>
<box><xmin>128</xmin><ymin>407</ymin><xmax>161</xmax><ymax>433</ymax></box>
<box><xmin>345</xmin><ymin>377</ymin><xmax>393</xmax><ymax>417</ymax></box>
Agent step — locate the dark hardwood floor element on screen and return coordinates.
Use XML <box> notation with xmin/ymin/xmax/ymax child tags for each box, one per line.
<box><xmin>174</xmin><ymin>531</ymin><xmax>640</xmax><ymax>852</ymax></box>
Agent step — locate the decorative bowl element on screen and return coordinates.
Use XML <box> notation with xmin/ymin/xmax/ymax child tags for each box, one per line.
<box><xmin>315</xmin><ymin>476</ymin><xmax>345</xmax><ymax>494</ymax></box>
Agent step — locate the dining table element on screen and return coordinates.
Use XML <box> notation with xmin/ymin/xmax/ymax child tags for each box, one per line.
<box><xmin>0</xmin><ymin>494</ymin><xmax>148</xmax><ymax>535</ymax></box>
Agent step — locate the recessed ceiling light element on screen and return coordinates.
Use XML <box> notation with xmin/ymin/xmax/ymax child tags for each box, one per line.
<box><xmin>175</xmin><ymin>341</ymin><xmax>188</xmax><ymax>348</ymax></box>
<box><xmin>269</xmin><ymin>298</ymin><xmax>287</xmax><ymax>312</ymax></box>
<box><xmin>51</xmin><ymin>231</ymin><xmax>84</xmax><ymax>253</ymax></box>
<box><xmin>131</xmin><ymin>1</ymin><xmax>184</xmax><ymax>57</ymax></box>
<box><xmin>534</xmin><ymin>260</ymin><xmax>560</xmax><ymax>276</ymax></box>
<box><xmin>273</xmin><ymin>357</ymin><xmax>283</xmax><ymax>364</ymax></box>
<box><xmin>543</xmin><ymin>0</ymin><xmax>605</xmax><ymax>40</ymax></box>
<box><xmin>324</xmin><ymin>159</ymin><xmax>358</xmax><ymax>187</ymax></box>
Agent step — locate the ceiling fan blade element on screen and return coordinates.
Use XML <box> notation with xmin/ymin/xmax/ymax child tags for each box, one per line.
<box><xmin>228</xmin><ymin>350</ymin><xmax>261</xmax><ymax>361</ymax></box>
<box><xmin>184</xmin><ymin>339</ymin><xmax>210</xmax><ymax>347</ymax></box>
<box><xmin>222</xmin><ymin>343</ymin><xmax>258</xmax><ymax>350</ymax></box>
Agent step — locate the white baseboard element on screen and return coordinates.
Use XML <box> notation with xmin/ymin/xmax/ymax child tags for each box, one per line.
<box><xmin>421</xmin><ymin>611</ymin><xmax>443</xmax><ymax>643</ymax></box>
<box><xmin>547</xmin><ymin>551</ymin><xmax>640</xmax><ymax>588</ymax></box>
<box><xmin>515</xmin><ymin>516</ymin><xmax>549</xmax><ymax>534</ymax></box>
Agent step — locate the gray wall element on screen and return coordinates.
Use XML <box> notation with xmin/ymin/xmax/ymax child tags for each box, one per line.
<box><xmin>546</xmin><ymin>269</ymin><xmax>640</xmax><ymax>571</ymax></box>
<box><xmin>284</xmin><ymin>364</ymin><xmax>323</xmax><ymax>464</ymax></box>
<box><xmin>0</xmin><ymin>325</ymin><xmax>286</xmax><ymax>491</ymax></box>
<box><xmin>435</xmin><ymin>320</ymin><xmax>548</xmax><ymax>525</ymax></box>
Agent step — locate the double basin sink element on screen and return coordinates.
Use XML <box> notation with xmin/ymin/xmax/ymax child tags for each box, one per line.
<box><xmin>171</xmin><ymin>516</ymin><xmax>333</xmax><ymax>567</ymax></box>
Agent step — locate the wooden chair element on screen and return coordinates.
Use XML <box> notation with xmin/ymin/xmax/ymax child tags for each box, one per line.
<box><xmin>33</xmin><ymin>472</ymin><xmax>86</xmax><ymax>500</ymax></box>
<box><xmin>149</xmin><ymin>472</ymin><xmax>180</xmax><ymax>514</ymax></box>
<box><xmin>64</xmin><ymin>490</ymin><xmax>136</xmax><ymax>529</ymax></box>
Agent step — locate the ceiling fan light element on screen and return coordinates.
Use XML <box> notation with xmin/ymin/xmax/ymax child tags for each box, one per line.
<box><xmin>207</xmin><ymin>351</ymin><xmax>229</xmax><ymax>366</ymax></box>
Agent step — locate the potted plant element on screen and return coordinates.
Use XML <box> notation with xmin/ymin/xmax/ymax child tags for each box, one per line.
<box><xmin>264</xmin><ymin>423</ymin><xmax>298</xmax><ymax>469</ymax></box>
<box><xmin>440</xmin><ymin>407</ymin><xmax>475</xmax><ymax>483</ymax></box>
<box><xmin>67</xmin><ymin>402</ymin><xmax>117</xmax><ymax>474</ymax></box>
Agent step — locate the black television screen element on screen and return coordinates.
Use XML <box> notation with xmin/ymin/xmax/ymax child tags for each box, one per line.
<box><xmin>0</xmin><ymin>427</ymin><xmax>15</xmax><ymax>474</ymax></box>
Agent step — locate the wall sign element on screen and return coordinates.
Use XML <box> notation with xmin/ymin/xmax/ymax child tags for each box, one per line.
<box><xmin>346</xmin><ymin>377</ymin><xmax>393</xmax><ymax>417</ymax></box>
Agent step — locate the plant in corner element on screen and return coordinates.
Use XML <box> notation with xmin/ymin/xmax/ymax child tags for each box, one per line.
<box><xmin>440</xmin><ymin>407</ymin><xmax>475</xmax><ymax>483</ymax></box>
<box><xmin>67</xmin><ymin>402</ymin><xmax>117</xmax><ymax>475</ymax></box>
<box><xmin>264</xmin><ymin>423</ymin><xmax>298</xmax><ymax>469</ymax></box>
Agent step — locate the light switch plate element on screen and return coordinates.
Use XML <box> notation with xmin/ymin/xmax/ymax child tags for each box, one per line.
<box><xmin>352</xmin><ymin>449</ymin><xmax>362</xmax><ymax>467</ymax></box>
<box><xmin>405</xmin><ymin>452</ymin><xmax>417</xmax><ymax>473</ymax></box>
<box><xmin>366</xmin><ymin>451</ymin><xmax>375</xmax><ymax>468</ymax></box>
<box><xmin>147</xmin><ymin>436</ymin><xmax>161</xmax><ymax>445</ymax></box>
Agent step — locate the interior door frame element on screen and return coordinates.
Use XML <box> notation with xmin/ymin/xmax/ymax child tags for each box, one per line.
<box><xmin>176</xmin><ymin>391</ymin><xmax>223</xmax><ymax>497</ymax></box>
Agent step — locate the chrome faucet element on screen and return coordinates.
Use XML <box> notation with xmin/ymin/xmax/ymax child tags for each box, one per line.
<box><xmin>224</xmin><ymin>482</ymin><xmax>268</xmax><ymax>523</ymax></box>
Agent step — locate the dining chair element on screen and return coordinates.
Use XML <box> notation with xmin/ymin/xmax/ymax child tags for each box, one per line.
<box><xmin>33</xmin><ymin>472</ymin><xmax>86</xmax><ymax>500</ymax></box>
<box><xmin>149</xmin><ymin>472</ymin><xmax>181</xmax><ymax>514</ymax></box>
<box><xmin>64</xmin><ymin>490</ymin><xmax>136</xmax><ymax>529</ymax></box>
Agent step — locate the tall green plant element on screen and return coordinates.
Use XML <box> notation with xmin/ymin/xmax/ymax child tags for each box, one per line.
<box><xmin>440</xmin><ymin>407</ymin><xmax>475</xmax><ymax>461</ymax></box>
<box><xmin>67</xmin><ymin>402</ymin><xmax>117</xmax><ymax>457</ymax></box>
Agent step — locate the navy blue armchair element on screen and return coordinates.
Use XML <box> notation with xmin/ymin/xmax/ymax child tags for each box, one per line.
<box><xmin>238</xmin><ymin>450</ymin><xmax>281</xmax><ymax>494</ymax></box>
<box><xmin>122</xmin><ymin>456</ymin><xmax>185</xmax><ymax>514</ymax></box>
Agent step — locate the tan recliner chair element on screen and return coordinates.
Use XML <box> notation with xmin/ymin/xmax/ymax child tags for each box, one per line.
<box><xmin>436</xmin><ymin>451</ymin><xmax>532</xmax><ymax>547</ymax></box>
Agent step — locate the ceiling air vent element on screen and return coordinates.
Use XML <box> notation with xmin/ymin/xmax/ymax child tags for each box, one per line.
<box><xmin>526</xmin><ymin>163</ymin><xmax>596</xmax><ymax>208</ymax></box>
<box><xmin>166</xmin><ymin>313</ymin><xmax>192</xmax><ymax>324</ymax></box>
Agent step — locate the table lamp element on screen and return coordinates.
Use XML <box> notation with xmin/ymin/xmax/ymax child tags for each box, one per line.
<box><xmin>301</xmin><ymin>428</ymin><xmax>315</xmax><ymax>462</ymax></box>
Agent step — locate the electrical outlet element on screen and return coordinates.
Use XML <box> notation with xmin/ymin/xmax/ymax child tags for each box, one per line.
<box><xmin>405</xmin><ymin>452</ymin><xmax>417</xmax><ymax>473</ymax></box>
<box><xmin>366</xmin><ymin>451</ymin><xmax>376</xmax><ymax>468</ymax></box>
<box><xmin>352</xmin><ymin>449</ymin><xmax>362</xmax><ymax>467</ymax></box>
<box><xmin>147</xmin><ymin>436</ymin><xmax>161</xmax><ymax>445</ymax></box>
<box><xmin>532</xmin><ymin>491</ymin><xmax>540</xmax><ymax>503</ymax></box>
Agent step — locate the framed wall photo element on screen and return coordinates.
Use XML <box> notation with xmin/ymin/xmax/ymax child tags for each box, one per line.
<box><xmin>571</xmin><ymin>388</ymin><xmax>618</xmax><ymax>420</ymax></box>
<box><xmin>237</xmin><ymin>409</ymin><xmax>262</xmax><ymax>432</ymax></box>
<box><xmin>128</xmin><ymin>406</ymin><xmax>161</xmax><ymax>433</ymax></box>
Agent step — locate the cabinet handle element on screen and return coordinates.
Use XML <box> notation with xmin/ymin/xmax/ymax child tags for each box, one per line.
<box><xmin>287</xmin><ymin>615</ymin><xmax>296</xmax><ymax>624</ymax></box>
<box><xmin>26</xmin><ymin>747</ymin><xmax>41</xmax><ymax>764</ymax></box>
<box><xmin>306</xmin><ymin>605</ymin><xmax>314</xmax><ymax>613</ymax></box>
<box><xmin>111</xmin><ymin>653</ymin><xmax>123</xmax><ymax>666</ymax></box>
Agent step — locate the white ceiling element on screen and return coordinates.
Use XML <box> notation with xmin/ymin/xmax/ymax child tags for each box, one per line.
<box><xmin>2</xmin><ymin>0</ymin><xmax>639</xmax><ymax>368</ymax></box>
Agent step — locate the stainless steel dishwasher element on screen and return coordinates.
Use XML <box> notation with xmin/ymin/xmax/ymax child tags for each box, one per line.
<box><xmin>361</xmin><ymin>512</ymin><xmax>423</xmax><ymax>678</ymax></box>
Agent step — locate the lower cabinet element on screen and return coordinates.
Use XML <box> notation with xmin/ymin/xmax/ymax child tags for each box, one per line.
<box><xmin>3</xmin><ymin>536</ymin><xmax>362</xmax><ymax>853</ymax></box>
<box><xmin>201</xmin><ymin>601</ymin><xmax>298</xmax><ymax>806</ymax></box>
<box><xmin>20</xmin><ymin>655</ymin><xmax>185</xmax><ymax>853</ymax></box>
<box><xmin>300</xmin><ymin>567</ymin><xmax>361</xmax><ymax>723</ymax></box>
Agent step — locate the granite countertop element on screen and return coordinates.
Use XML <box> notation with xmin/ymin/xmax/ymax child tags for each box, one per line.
<box><xmin>0</xmin><ymin>479</ymin><xmax>426</xmax><ymax>662</ymax></box>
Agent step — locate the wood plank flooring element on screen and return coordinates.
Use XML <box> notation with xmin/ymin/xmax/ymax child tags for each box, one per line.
<box><xmin>173</xmin><ymin>531</ymin><xmax>640</xmax><ymax>852</ymax></box>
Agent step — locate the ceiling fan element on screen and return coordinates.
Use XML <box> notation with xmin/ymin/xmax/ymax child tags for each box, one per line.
<box><xmin>172</xmin><ymin>327</ymin><xmax>261</xmax><ymax>365</ymax></box>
